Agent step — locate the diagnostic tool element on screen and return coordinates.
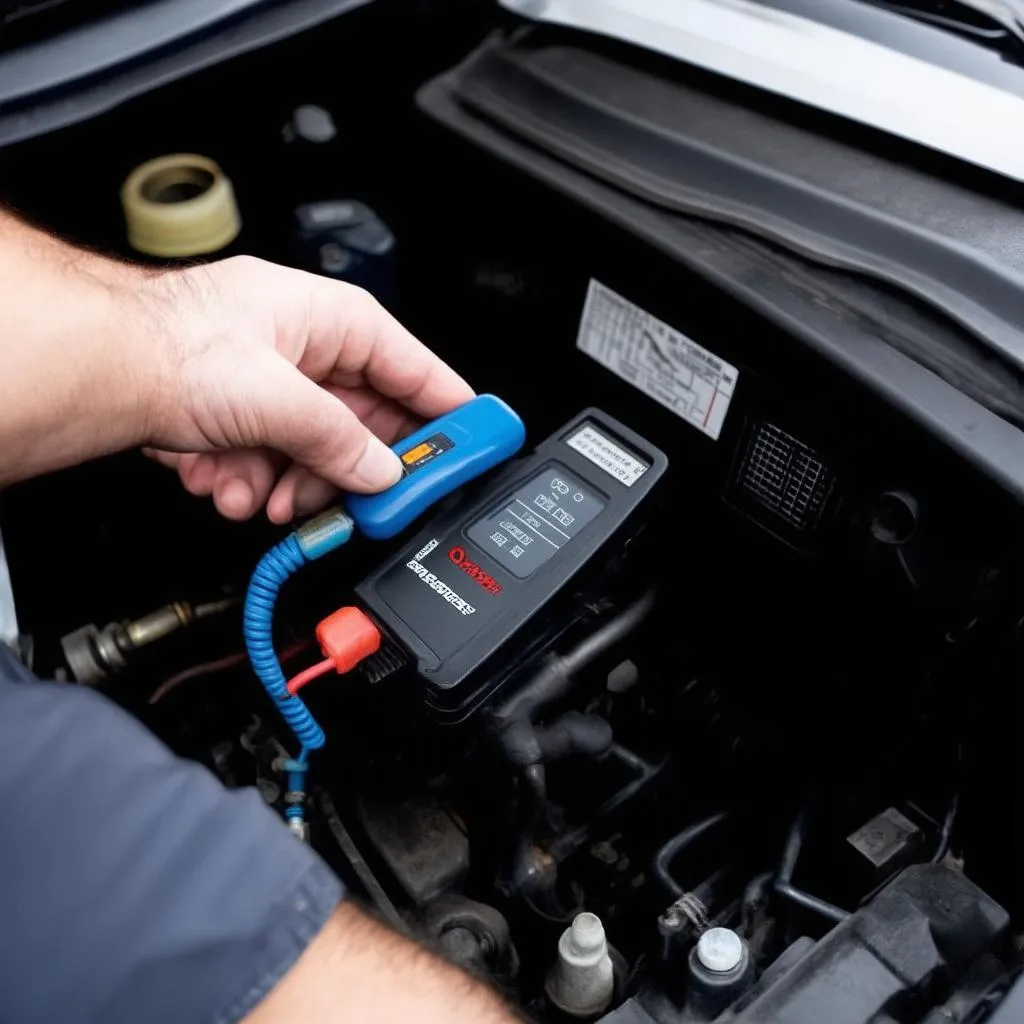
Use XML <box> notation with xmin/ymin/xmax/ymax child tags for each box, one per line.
<box><xmin>244</xmin><ymin>392</ymin><xmax>527</xmax><ymax>832</ymax></box>
<box><xmin>347</xmin><ymin>394</ymin><xmax>526</xmax><ymax>540</ymax></box>
<box><xmin>356</xmin><ymin>409</ymin><xmax>668</xmax><ymax>720</ymax></box>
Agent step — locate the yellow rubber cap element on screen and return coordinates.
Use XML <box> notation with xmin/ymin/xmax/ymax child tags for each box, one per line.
<box><xmin>120</xmin><ymin>153</ymin><xmax>241</xmax><ymax>258</ymax></box>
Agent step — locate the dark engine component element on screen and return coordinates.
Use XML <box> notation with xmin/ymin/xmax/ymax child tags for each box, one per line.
<box><xmin>728</xmin><ymin>864</ymin><xmax>1007</xmax><ymax>1024</ymax></box>
<box><xmin>606</xmin><ymin>864</ymin><xmax>1009</xmax><ymax>1023</ymax></box>
<box><xmin>61</xmin><ymin>596</ymin><xmax>237</xmax><ymax>685</ymax></box>
<box><xmin>490</xmin><ymin>591</ymin><xmax>652</xmax><ymax>896</ymax></box>
<box><xmin>424</xmin><ymin>895</ymin><xmax>520</xmax><ymax>991</ymax></box>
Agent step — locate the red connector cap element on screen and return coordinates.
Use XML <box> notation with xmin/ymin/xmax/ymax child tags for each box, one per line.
<box><xmin>285</xmin><ymin>607</ymin><xmax>382</xmax><ymax>696</ymax></box>
<box><xmin>315</xmin><ymin>606</ymin><xmax>381</xmax><ymax>674</ymax></box>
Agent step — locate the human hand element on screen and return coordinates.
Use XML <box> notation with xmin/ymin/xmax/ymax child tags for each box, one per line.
<box><xmin>143</xmin><ymin>256</ymin><xmax>474</xmax><ymax>523</ymax></box>
<box><xmin>0</xmin><ymin>216</ymin><xmax>469</xmax><ymax>513</ymax></box>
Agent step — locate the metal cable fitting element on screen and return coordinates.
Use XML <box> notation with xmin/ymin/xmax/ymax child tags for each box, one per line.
<box><xmin>658</xmin><ymin>891</ymin><xmax>711</xmax><ymax>936</ymax></box>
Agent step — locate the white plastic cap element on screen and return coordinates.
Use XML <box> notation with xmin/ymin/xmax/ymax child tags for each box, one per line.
<box><xmin>121</xmin><ymin>153</ymin><xmax>240</xmax><ymax>258</ymax></box>
<box><xmin>566</xmin><ymin>912</ymin><xmax>606</xmax><ymax>960</ymax></box>
<box><xmin>696</xmin><ymin>927</ymin><xmax>744</xmax><ymax>973</ymax></box>
<box><xmin>546</xmin><ymin>912</ymin><xmax>614</xmax><ymax>1016</ymax></box>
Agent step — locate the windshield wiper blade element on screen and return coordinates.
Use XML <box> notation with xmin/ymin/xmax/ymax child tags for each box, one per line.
<box><xmin>922</xmin><ymin>0</ymin><xmax>1024</xmax><ymax>44</ymax></box>
<box><xmin>870</xmin><ymin>0</ymin><xmax>1024</xmax><ymax>48</ymax></box>
<box><xmin>959</xmin><ymin>0</ymin><xmax>1024</xmax><ymax>38</ymax></box>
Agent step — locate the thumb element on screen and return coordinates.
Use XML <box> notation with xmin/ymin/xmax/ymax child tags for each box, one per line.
<box><xmin>248</xmin><ymin>353</ymin><xmax>402</xmax><ymax>493</ymax></box>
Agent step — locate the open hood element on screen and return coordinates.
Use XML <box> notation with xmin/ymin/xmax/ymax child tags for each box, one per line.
<box><xmin>499</xmin><ymin>0</ymin><xmax>1024</xmax><ymax>183</ymax></box>
<box><xmin>0</xmin><ymin>0</ymin><xmax>376</xmax><ymax>147</ymax></box>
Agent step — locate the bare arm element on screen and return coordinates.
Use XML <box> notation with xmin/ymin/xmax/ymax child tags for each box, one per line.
<box><xmin>247</xmin><ymin>903</ymin><xmax>522</xmax><ymax>1024</ymax></box>
<box><xmin>0</xmin><ymin>213</ymin><xmax>156</xmax><ymax>485</ymax></box>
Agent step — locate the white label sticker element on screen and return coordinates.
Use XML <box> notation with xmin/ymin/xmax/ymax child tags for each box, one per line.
<box><xmin>567</xmin><ymin>424</ymin><xmax>648</xmax><ymax>487</ymax></box>
<box><xmin>576</xmin><ymin>280</ymin><xmax>738</xmax><ymax>440</ymax></box>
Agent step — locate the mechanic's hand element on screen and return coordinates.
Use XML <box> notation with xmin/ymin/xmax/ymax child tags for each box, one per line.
<box><xmin>144</xmin><ymin>256</ymin><xmax>474</xmax><ymax>524</ymax></box>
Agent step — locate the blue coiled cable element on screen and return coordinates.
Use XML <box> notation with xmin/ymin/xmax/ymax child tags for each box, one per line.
<box><xmin>243</xmin><ymin>509</ymin><xmax>354</xmax><ymax>831</ymax></box>
<box><xmin>243</xmin><ymin>509</ymin><xmax>354</xmax><ymax>755</ymax></box>
<box><xmin>243</xmin><ymin>534</ymin><xmax>327</xmax><ymax>751</ymax></box>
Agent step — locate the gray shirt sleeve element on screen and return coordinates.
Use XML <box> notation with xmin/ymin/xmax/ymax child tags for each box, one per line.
<box><xmin>0</xmin><ymin>645</ymin><xmax>344</xmax><ymax>1024</ymax></box>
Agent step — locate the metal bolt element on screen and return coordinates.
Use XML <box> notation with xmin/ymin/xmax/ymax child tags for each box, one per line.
<box><xmin>320</xmin><ymin>243</ymin><xmax>352</xmax><ymax>275</ymax></box>
<box><xmin>290</xmin><ymin>104</ymin><xmax>337</xmax><ymax>144</ymax></box>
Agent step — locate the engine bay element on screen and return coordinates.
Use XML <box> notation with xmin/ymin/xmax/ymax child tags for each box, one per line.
<box><xmin>1</xmin><ymin>3</ymin><xmax>1023</xmax><ymax>1021</ymax></box>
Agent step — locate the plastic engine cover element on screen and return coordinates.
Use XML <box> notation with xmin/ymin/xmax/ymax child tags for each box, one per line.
<box><xmin>601</xmin><ymin>864</ymin><xmax>1009</xmax><ymax>1023</ymax></box>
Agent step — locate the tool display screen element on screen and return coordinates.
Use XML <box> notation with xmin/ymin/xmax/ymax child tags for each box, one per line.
<box><xmin>465</xmin><ymin>465</ymin><xmax>605</xmax><ymax>578</ymax></box>
<box><xmin>400</xmin><ymin>433</ymin><xmax>454</xmax><ymax>473</ymax></box>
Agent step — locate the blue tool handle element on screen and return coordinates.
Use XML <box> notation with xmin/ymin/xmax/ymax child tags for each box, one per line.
<box><xmin>346</xmin><ymin>394</ymin><xmax>526</xmax><ymax>540</ymax></box>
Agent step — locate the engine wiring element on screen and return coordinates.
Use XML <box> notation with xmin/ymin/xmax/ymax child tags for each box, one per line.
<box><xmin>148</xmin><ymin>652</ymin><xmax>247</xmax><ymax>705</ymax></box>
<box><xmin>286</xmin><ymin>657</ymin><xmax>336</xmax><ymax>695</ymax></box>
<box><xmin>148</xmin><ymin>640</ymin><xmax>311</xmax><ymax>705</ymax></box>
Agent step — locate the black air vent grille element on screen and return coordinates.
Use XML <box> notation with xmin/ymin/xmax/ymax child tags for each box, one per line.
<box><xmin>734</xmin><ymin>421</ymin><xmax>834</xmax><ymax>533</ymax></box>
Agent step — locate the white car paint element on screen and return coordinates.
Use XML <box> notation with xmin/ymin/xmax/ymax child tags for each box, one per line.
<box><xmin>500</xmin><ymin>0</ymin><xmax>1024</xmax><ymax>183</ymax></box>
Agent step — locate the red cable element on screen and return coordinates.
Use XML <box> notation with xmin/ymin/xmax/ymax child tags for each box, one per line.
<box><xmin>147</xmin><ymin>652</ymin><xmax>247</xmax><ymax>705</ymax></box>
<box><xmin>148</xmin><ymin>639</ymin><xmax>312</xmax><ymax>705</ymax></box>
<box><xmin>286</xmin><ymin>657</ymin><xmax>336</xmax><ymax>696</ymax></box>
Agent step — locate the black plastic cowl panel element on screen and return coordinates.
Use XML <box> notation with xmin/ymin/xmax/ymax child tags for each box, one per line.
<box><xmin>417</xmin><ymin>38</ymin><xmax>1024</xmax><ymax>503</ymax></box>
<box><xmin>598</xmin><ymin>865</ymin><xmax>1008</xmax><ymax>1024</ymax></box>
<box><xmin>448</xmin><ymin>30</ymin><xmax>1024</xmax><ymax>381</ymax></box>
<box><xmin>728</xmin><ymin>864</ymin><xmax>1008</xmax><ymax>1023</ymax></box>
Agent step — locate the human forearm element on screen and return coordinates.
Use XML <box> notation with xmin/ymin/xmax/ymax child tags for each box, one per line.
<box><xmin>247</xmin><ymin>902</ymin><xmax>523</xmax><ymax>1023</ymax></box>
<box><xmin>0</xmin><ymin>212</ymin><xmax>160</xmax><ymax>485</ymax></box>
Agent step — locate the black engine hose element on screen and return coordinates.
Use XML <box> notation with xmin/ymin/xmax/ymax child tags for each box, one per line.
<box><xmin>535</xmin><ymin>711</ymin><xmax>614</xmax><ymax>762</ymax></box>
<box><xmin>494</xmin><ymin>592</ymin><xmax>656</xmax><ymax>893</ymax></box>
<box><xmin>774</xmin><ymin>807</ymin><xmax>849</xmax><ymax>925</ymax></box>
<box><xmin>653</xmin><ymin>811</ymin><xmax>732</xmax><ymax>899</ymax></box>
<box><xmin>493</xmin><ymin>591</ymin><xmax>656</xmax><ymax>728</ymax></box>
